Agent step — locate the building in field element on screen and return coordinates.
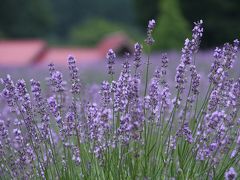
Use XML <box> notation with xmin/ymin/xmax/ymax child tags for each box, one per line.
<box><xmin>0</xmin><ymin>32</ymin><xmax>133</xmax><ymax>67</ymax></box>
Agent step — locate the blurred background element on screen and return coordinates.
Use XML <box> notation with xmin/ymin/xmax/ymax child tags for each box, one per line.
<box><xmin>0</xmin><ymin>0</ymin><xmax>240</xmax><ymax>67</ymax></box>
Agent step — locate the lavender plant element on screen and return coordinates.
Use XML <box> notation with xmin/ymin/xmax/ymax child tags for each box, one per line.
<box><xmin>0</xmin><ymin>20</ymin><xmax>240</xmax><ymax>180</ymax></box>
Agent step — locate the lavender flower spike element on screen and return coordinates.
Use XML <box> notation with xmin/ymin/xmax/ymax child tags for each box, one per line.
<box><xmin>148</xmin><ymin>19</ymin><xmax>156</xmax><ymax>30</ymax></box>
<box><xmin>225</xmin><ymin>167</ymin><xmax>237</xmax><ymax>180</ymax></box>
<box><xmin>133</xmin><ymin>42</ymin><xmax>143</xmax><ymax>70</ymax></box>
<box><xmin>145</xmin><ymin>19</ymin><xmax>156</xmax><ymax>45</ymax></box>
<box><xmin>192</xmin><ymin>20</ymin><xmax>203</xmax><ymax>53</ymax></box>
<box><xmin>68</xmin><ymin>55</ymin><xmax>81</xmax><ymax>95</ymax></box>
<box><xmin>1</xmin><ymin>74</ymin><xmax>17</xmax><ymax>110</ymax></box>
<box><xmin>190</xmin><ymin>65</ymin><xmax>200</xmax><ymax>95</ymax></box>
<box><xmin>106</xmin><ymin>49</ymin><xmax>116</xmax><ymax>75</ymax></box>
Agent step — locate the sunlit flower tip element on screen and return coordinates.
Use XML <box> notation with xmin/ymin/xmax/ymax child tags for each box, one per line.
<box><xmin>233</xmin><ymin>39</ymin><xmax>239</xmax><ymax>45</ymax></box>
<box><xmin>233</xmin><ymin>39</ymin><xmax>239</xmax><ymax>51</ymax></box>
<box><xmin>184</xmin><ymin>38</ymin><xmax>190</xmax><ymax>46</ymax></box>
<box><xmin>68</xmin><ymin>55</ymin><xmax>77</xmax><ymax>65</ymax></box>
<box><xmin>145</xmin><ymin>19</ymin><xmax>156</xmax><ymax>45</ymax></box>
<box><xmin>148</xmin><ymin>19</ymin><xmax>156</xmax><ymax>30</ymax></box>
<box><xmin>213</xmin><ymin>47</ymin><xmax>222</xmax><ymax>58</ymax></box>
<box><xmin>194</xmin><ymin>19</ymin><xmax>203</xmax><ymax>25</ymax></box>
<box><xmin>134</xmin><ymin>42</ymin><xmax>142</xmax><ymax>50</ymax></box>
<box><xmin>106</xmin><ymin>49</ymin><xmax>116</xmax><ymax>59</ymax></box>
<box><xmin>68</xmin><ymin>54</ymin><xmax>74</xmax><ymax>60</ymax></box>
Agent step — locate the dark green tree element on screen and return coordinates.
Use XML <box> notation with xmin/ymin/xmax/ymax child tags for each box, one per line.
<box><xmin>133</xmin><ymin>0</ymin><xmax>240</xmax><ymax>48</ymax></box>
<box><xmin>133</xmin><ymin>0</ymin><xmax>159</xmax><ymax>29</ymax></box>
<box><xmin>69</xmin><ymin>18</ymin><xmax>142</xmax><ymax>46</ymax></box>
<box><xmin>51</xmin><ymin>0</ymin><xmax>136</xmax><ymax>38</ymax></box>
<box><xmin>180</xmin><ymin>0</ymin><xmax>240</xmax><ymax>47</ymax></box>
<box><xmin>0</xmin><ymin>0</ymin><xmax>54</xmax><ymax>38</ymax></box>
<box><xmin>152</xmin><ymin>0</ymin><xmax>190</xmax><ymax>50</ymax></box>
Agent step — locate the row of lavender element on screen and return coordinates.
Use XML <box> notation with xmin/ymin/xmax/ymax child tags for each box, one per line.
<box><xmin>0</xmin><ymin>20</ymin><xmax>239</xmax><ymax>179</ymax></box>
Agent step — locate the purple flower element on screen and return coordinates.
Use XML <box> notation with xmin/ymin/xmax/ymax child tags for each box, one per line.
<box><xmin>190</xmin><ymin>65</ymin><xmax>200</xmax><ymax>95</ymax></box>
<box><xmin>209</xmin><ymin>40</ymin><xmax>239</xmax><ymax>85</ymax></box>
<box><xmin>117</xmin><ymin>108</ymin><xmax>144</xmax><ymax>144</ymax></box>
<box><xmin>63</xmin><ymin>110</ymin><xmax>76</xmax><ymax>137</ymax></box>
<box><xmin>72</xmin><ymin>146</ymin><xmax>81</xmax><ymax>165</ymax></box>
<box><xmin>0</xmin><ymin>119</ymin><xmax>8</xmax><ymax>141</ymax></box>
<box><xmin>180</xmin><ymin>20</ymin><xmax>203</xmax><ymax>58</ymax></box>
<box><xmin>128</xmin><ymin>76</ymin><xmax>140</xmax><ymax>104</ymax></box>
<box><xmin>145</xmin><ymin>19</ymin><xmax>156</xmax><ymax>45</ymax></box>
<box><xmin>181</xmin><ymin>38</ymin><xmax>193</xmax><ymax>65</ymax></box>
<box><xmin>1</xmin><ymin>75</ymin><xmax>17</xmax><ymax>110</ymax></box>
<box><xmin>169</xmin><ymin>136</ymin><xmax>176</xmax><ymax>150</ymax></box>
<box><xmin>175</xmin><ymin>20</ymin><xmax>204</xmax><ymax>96</ymax></box>
<box><xmin>50</xmin><ymin>70</ymin><xmax>65</xmax><ymax>93</ymax></box>
<box><xmin>86</xmin><ymin>103</ymin><xmax>99</xmax><ymax>140</ymax></box>
<box><xmin>47</xmin><ymin>96</ymin><xmax>62</xmax><ymax>125</ymax></box>
<box><xmin>208</xmin><ymin>90</ymin><xmax>220</xmax><ymax>113</ymax></box>
<box><xmin>15</xmin><ymin>80</ymin><xmax>39</xmax><ymax>143</ymax></box>
<box><xmin>113</xmin><ymin>58</ymin><xmax>131</xmax><ymax>112</ymax></box>
<box><xmin>148</xmin><ymin>19</ymin><xmax>156</xmax><ymax>30</ymax></box>
<box><xmin>229</xmin><ymin>78</ymin><xmax>240</xmax><ymax>110</ymax></box>
<box><xmin>175</xmin><ymin>62</ymin><xmax>186</xmax><ymax>94</ymax></box>
<box><xmin>0</xmin><ymin>18</ymin><xmax>239</xmax><ymax>179</ymax></box>
<box><xmin>133</xmin><ymin>42</ymin><xmax>143</xmax><ymax>70</ymax></box>
<box><xmin>207</xmin><ymin>111</ymin><xmax>227</xmax><ymax>130</ymax></box>
<box><xmin>148</xmin><ymin>72</ymin><xmax>161</xmax><ymax>115</ymax></box>
<box><xmin>106</xmin><ymin>49</ymin><xmax>116</xmax><ymax>75</ymax></box>
<box><xmin>12</xmin><ymin>128</ymin><xmax>23</xmax><ymax>149</ymax></box>
<box><xmin>68</xmin><ymin>55</ymin><xmax>81</xmax><ymax>95</ymax></box>
<box><xmin>160</xmin><ymin>86</ymin><xmax>171</xmax><ymax>112</ymax></box>
<box><xmin>161</xmin><ymin>53</ymin><xmax>168</xmax><ymax>78</ymax></box>
<box><xmin>100</xmin><ymin>81</ymin><xmax>111</xmax><ymax>107</ymax></box>
<box><xmin>225</xmin><ymin>167</ymin><xmax>237</xmax><ymax>180</ymax></box>
<box><xmin>192</xmin><ymin>20</ymin><xmax>203</xmax><ymax>53</ymax></box>
<box><xmin>85</xmin><ymin>102</ymin><xmax>111</xmax><ymax>158</ymax></box>
<box><xmin>222</xmin><ymin>41</ymin><xmax>239</xmax><ymax>70</ymax></box>
<box><xmin>208</xmin><ymin>142</ymin><xmax>218</xmax><ymax>152</ymax></box>
<box><xmin>31</xmin><ymin>79</ymin><xmax>50</xmax><ymax>139</ymax></box>
<box><xmin>48</xmin><ymin>63</ymin><xmax>55</xmax><ymax>77</ymax></box>
<box><xmin>236</xmin><ymin>135</ymin><xmax>240</xmax><ymax>146</ymax></box>
<box><xmin>176</xmin><ymin>123</ymin><xmax>193</xmax><ymax>143</ymax></box>
<box><xmin>197</xmin><ymin>144</ymin><xmax>210</xmax><ymax>160</ymax></box>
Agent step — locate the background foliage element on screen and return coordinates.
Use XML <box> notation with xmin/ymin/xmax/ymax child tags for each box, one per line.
<box><xmin>69</xmin><ymin>18</ymin><xmax>142</xmax><ymax>46</ymax></box>
<box><xmin>152</xmin><ymin>0</ymin><xmax>190</xmax><ymax>50</ymax></box>
<box><xmin>0</xmin><ymin>0</ymin><xmax>240</xmax><ymax>49</ymax></box>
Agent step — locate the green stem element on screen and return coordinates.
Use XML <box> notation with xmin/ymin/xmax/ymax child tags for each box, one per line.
<box><xmin>144</xmin><ymin>46</ymin><xmax>150</xmax><ymax>97</ymax></box>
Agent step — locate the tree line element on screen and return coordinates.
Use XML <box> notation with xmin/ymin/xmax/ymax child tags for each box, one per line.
<box><xmin>0</xmin><ymin>0</ymin><xmax>239</xmax><ymax>49</ymax></box>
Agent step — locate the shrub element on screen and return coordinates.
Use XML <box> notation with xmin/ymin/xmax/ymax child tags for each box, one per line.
<box><xmin>0</xmin><ymin>19</ymin><xmax>239</xmax><ymax>179</ymax></box>
<box><xmin>69</xmin><ymin>18</ymin><xmax>142</xmax><ymax>46</ymax></box>
<box><xmin>152</xmin><ymin>0</ymin><xmax>190</xmax><ymax>50</ymax></box>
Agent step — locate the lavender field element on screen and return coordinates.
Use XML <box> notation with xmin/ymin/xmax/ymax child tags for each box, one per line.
<box><xmin>0</xmin><ymin>20</ymin><xmax>240</xmax><ymax>180</ymax></box>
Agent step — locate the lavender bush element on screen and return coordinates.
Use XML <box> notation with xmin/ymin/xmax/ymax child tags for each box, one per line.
<box><xmin>0</xmin><ymin>20</ymin><xmax>240</xmax><ymax>180</ymax></box>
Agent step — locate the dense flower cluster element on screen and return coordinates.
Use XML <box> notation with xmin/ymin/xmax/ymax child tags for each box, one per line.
<box><xmin>0</xmin><ymin>20</ymin><xmax>239</xmax><ymax>179</ymax></box>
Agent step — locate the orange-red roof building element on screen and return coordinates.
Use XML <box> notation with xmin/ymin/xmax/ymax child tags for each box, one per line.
<box><xmin>0</xmin><ymin>40</ymin><xmax>46</xmax><ymax>66</ymax></box>
<box><xmin>0</xmin><ymin>32</ymin><xmax>133</xmax><ymax>67</ymax></box>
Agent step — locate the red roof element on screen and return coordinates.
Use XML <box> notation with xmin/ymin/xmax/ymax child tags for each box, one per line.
<box><xmin>0</xmin><ymin>33</ymin><xmax>133</xmax><ymax>67</ymax></box>
<box><xmin>41</xmin><ymin>47</ymin><xmax>101</xmax><ymax>66</ymax></box>
<box><xmin>97</xmin><ymin>32</ymin><xmax>133</xmax><ymax>56</ymax></box>
<box><xmin>0</xmin><ymin>40</ymin><xmax>46</xmax><ymax>66</ymax></box>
